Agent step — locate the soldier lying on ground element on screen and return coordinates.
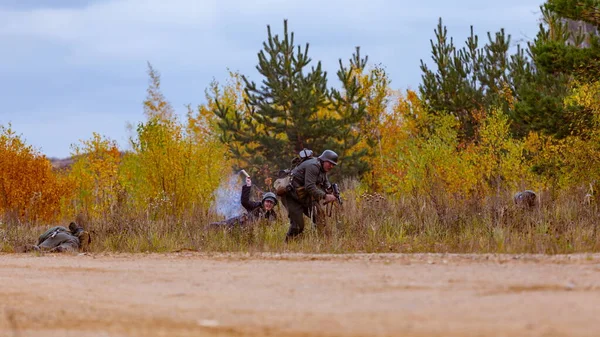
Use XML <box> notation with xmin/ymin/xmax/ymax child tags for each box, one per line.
<box><xmin>24</xmin><ymin>222</ymin><xmax>91</xmax><ymax>253</ymax></box>
<box><xmin>208</xmin><ymin>176</ymin><xmax>278</xmax><ymax>229</ymax></box>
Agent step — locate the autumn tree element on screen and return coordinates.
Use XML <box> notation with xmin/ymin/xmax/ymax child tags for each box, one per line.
<box><xmin>212</xmin><ymin>20</ymin><xmax>330</xmax><ymax>179</ymax></box>
<box><xmin>420</xmin><ymin>18</ymin><xmax>518</xmax><ymax>142</ymax></box>
<box><xmin>328</xmin><ymin>47</ymin><xmax>374</xmax><ymax>177</ymax></box>
<box><xmin>0</xmin><ymin>124</ymin><xmax>73</xmax><ymax>224</ymax></box>
<box><xmin>122</xmin><ymin>64</ymin><xmax>229</xmax><ymax>218</ymax></box>
<box><xmin>419</xmin><ymin>12</ymin><xmax>598</xmax><ymax>140</ymax></box>
<box><xmin>68</xmin><ymin>132</ymin><xmax>122</xmax><ymax>222</ymax></box>
<box><xmin>194</xmin><ymin>71</ymin><xmax>255</xmax><ymax>171</ymax></box>
<box><xmin>211</xmin><ymin>20</ymin><xmax>372</xmax><ymax>181</ymax></box>
<box><xmin>350</xmin><ymin>64</ymin><xmax>392</xmax><ymax>189</ymax></box>
<box><xmin>511</xmin><ymin>4</ymin><xmax>597</xmax><ymax>139</ymax></box>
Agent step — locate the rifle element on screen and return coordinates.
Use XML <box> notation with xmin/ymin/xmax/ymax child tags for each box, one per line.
<box><xmin>331</xmin><ymin>183</ymin><xmax>343</xmax><ymax>205</ymax></box>
<box><xmin>324</xmin><ymin>183</ymin><xmax>342</xmax><ymax>218</ymax></box>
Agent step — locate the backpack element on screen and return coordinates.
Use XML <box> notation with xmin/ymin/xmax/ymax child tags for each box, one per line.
<box><xmin>273</xmin><ymin>149</ymin><xmax>313</xmax><ymax>196</ymax></box>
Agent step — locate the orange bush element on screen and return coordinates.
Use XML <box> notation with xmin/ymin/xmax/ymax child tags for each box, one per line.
<box><xmin>0</xmin><ymin>124</ymin><xmax>73</xmax><ymax>223</ymax></box>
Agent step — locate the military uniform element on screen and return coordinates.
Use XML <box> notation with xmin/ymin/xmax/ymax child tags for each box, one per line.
<box><xmin>241</xmin><ymin>185</ymin><xmax>278</xmax><ymax>221</ymax></box>
<box><xmin>283</xmin><ymin>156</ymin><xmax>332</xmax><ymax>240</ymax></box>
<box><xmin>209</xmin><ymin>185</ymin><xmax>277</xmax><ymax>229</ymax></box>
<box><xmin>31</xmin><ymin>222</ymin><xmax>90</xmax><ymax>252</ymax></box>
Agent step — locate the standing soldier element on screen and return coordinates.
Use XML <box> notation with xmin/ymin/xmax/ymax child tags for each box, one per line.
<box><xmin>283</xmin><ymin>149</ymin><xmax>338</xmax><ymax>242</ymax></box>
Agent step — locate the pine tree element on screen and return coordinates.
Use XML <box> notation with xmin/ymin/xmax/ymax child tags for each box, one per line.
<box><xmin>532</xmin><ymin>1</ymin><xmax>600</xmax><ymax>82</ymax></box>
<box><xmin>419</xmin><ymin>19</ymin><xmax>515</xmax><ymax>142</ymax></box>
<box><xmin>545</xmin><ymin>0</ymin><xmax>600</xmax><ymax>26</ymax></box>
<box><xmin>511</xmin><ymin>4</ymin><xmax>596</xmax><ymax>138</ymax></box>
<box><xmin>214</xmin><ymin>19</ymin><xmax>330</xmax><ymax>178</ymax></box>
<box><xmin>212</xmin><ymin>20</ymin><xmax>372</xmax><ymax>182</ymax></box>
<box><xmin>419</xmin><ymin>14</ymin><xmax>595</xmax><ymax>140</ymax></box>
<box><xmin>330</xmin><ymin>47</ymin><xmax>371</xmax><ymax>178</ymax></box>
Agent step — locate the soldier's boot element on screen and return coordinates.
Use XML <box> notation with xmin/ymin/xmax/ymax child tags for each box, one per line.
<box><xmin>285</xmin><ymin>227</ymin><xmax>303</xmax><ymax>243</ymax></box>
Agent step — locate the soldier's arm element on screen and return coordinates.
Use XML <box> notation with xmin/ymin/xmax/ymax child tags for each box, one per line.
<box><xmin>241</xmin><ymin>185</ymin><xmax>261</xmax><ymax>211</ymax></box>
<box><xmin>324</xmin><ymin>175</ymin><xmax>332</xmax><ymax>191</ymax></box>
<box><xmin>304</xmin><ymin>163</ymin><xmax>327</xmax><ymax>200</ymax></box>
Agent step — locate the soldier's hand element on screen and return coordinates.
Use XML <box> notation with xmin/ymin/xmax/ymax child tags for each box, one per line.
<box><xmin>246</xmin><ymin>177</ymin><xmax>252</xmax><ymax>186</ymax></box>
<box><xmin>324</xmin><ymin>194</ymin><xmax>337</xmax><ymax>204</ymax></box>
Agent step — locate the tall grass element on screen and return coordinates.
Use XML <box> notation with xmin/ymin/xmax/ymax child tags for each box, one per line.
<box><xmin>3</xmin><ymin>179</ymin><xmax>599</xmax><ymax>254</ymax></box>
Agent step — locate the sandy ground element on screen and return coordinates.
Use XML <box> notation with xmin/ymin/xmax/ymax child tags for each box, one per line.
<box><xmin>0</xmin><ymin>252</ymin><xmax>599</xmax><ymax>337</ymax></box>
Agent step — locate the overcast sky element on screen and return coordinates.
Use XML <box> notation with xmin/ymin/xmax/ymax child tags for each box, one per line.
<box><xmin>0</xmin><ymin>0</ymin><xmax>544</xmax><ymax>158</ymax></box>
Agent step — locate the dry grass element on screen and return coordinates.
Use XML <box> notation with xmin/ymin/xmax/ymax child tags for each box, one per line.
<box><xmin>2</xmin><ymin>180</ymin><xmax>599</xmax><ymax>254</ymax></box>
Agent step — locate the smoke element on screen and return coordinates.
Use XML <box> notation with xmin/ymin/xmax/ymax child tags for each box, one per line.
<box><xmin>211</xmin><ymin>173</ymin><xmax>245</xmax><ymax>219</ymax></box>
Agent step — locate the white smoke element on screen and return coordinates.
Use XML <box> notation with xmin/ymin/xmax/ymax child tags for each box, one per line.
<box><xmin>211</xmin><ymin>173</ymin><xmax>245</xmax><ymax>219</ymax></box>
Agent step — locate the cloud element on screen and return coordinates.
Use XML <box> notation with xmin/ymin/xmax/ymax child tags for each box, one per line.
<box><xmin>0</xmin><ymin>0</ymin><xmax>219</xmax><ymax>65</ymax></box>
<box><xmin>0</xmin><ymin>0</ymin><xmax>541</xmax><ymax>65</ymax></box>
<box><xmin>0</xmin><ymin>0</ymin><xmax>544</xmax><ymax>157</ymax></box>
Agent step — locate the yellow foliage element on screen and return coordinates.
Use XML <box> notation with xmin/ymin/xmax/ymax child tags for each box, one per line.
<box><xmin>565</xmin><ymin>80</ymin><xmax>600</xmax><ymax>115</ymax></box>
<box><xmin>144</xmin><ymin>64</ymin><xmax>175</xmax><ymax>121</ymax></box>
<box><xmin>534</xmin><ymin>80</ymin><xmax>600</xmax><ymax>189</ymax></box>
<box><xmin>350</xmin><ymin>66</ymin><xmax>392</xmax><ymax>188</ymax></box>
<box><xmin>370</xmin><ymin>94</ymin><xmax>533</xmax><ymax>199</ymax></box>
<box><xmin>123</xmin><ymin>68</ymin><xmax>231</xmax><ymax>218</ymax></box>
<box><xmin>68</xmin><ymin>132</ymin><xmax>122</xmax><ymax>221</ymax></box>
<box><xmin>190</xmin><ymin>71</ymin><xmax>255</xmax><ymax>169</ymax></box>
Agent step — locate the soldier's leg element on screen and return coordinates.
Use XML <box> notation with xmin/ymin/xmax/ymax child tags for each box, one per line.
<box><xmin>284</xmin><ymin>195</ymin><xmax>305</xmax><ymax>241</ymax></box>
<box><xmin>38</xmin><ymin>235</ymin><xmax>65</xmax><ymax>251</ymax></box>
<box><xmin>50</xmin><ymin>243</ymin><xmax>76</xmax><ymax>253</ymax></box>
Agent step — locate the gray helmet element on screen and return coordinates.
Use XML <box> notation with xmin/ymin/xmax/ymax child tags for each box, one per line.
<box><xmin>262</xmin><ymin>192</ymin><xmax>278</xmax><ymax>206</ymax></box>
<box><xmin>318</xmin><ymin>150</ymin><xmax>338</xmax><ymax>165</ymax></box>
<box><xmin>69</xmin><ymin>222</ymin><xmax>84</xmax><ymax>235</ymax></box>
<box><xmin>513</xmin><ymin>190</ymin><xmax>537</xmax><ymax>208</ymax></box>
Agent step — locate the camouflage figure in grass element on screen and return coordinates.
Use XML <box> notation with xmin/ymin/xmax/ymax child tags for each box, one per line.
<box><xmin>26</xmin><ymin>222</ymin><xmax>91</xmax><ymax>253</ymax></box>
<box><xmin>513</xmin><ymin>190</ymin><xmax>537</xmax><ymax>209</ymax></box>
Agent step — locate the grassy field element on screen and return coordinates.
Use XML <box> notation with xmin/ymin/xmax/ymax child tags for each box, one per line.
<box><xmin>3</xmin><ymin>180</ymin><xmax>599</xmax><ymax>254</ymax></box>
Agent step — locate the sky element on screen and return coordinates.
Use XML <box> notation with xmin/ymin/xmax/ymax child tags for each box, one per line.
<box><xmin>0</xmin><ymin>0</ymin><xmax>545</xmax><ymax>159</ymax></box>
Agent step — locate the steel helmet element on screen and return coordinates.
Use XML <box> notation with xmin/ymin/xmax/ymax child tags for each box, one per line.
<box><xmin>68</xmin><ymin>222</ymin><xmax>84</xmax><ymax>235</ymax></box>
<box><xmin>513</xmin><ymin>190</ymin><xmax>537</xmax><ymax>208</ymax></box>
<box><xmin>318</xmin><ymin>150</ymin><xmax>338</xmax><ymax>165</ymax></box>
<box><xmin>262</xmin><ymin>192</ymin><xmax>278</xmax><ymax>206</ymax></box>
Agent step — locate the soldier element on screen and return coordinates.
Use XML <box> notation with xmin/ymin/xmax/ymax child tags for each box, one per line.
<box><xmin>26</xmin><ymin>222</ymin><xmax>91</xmax><ymax>252</ymax></box>
<box><xmin>283</xmin><ymin>149</ymin><xmax>338</xmax><ymax>242</ymax></box>
<box><xmin>241</xmin><ymin>176</ymin><xmax>278</xmax><ymax>221</ymax></box>
<box><xmin>209</xmin><ymin>176</ymin><xmax>278</xmax><ymax>229</ymax></box>
<box><xmin>514</xmin><ymin>190</ymin><xmax>537</xmax><ymax>209</ymax></box>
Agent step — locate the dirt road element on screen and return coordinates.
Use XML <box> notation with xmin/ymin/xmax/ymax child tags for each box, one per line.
<box><xmin>1</xmin><ymin>253</ymin><xmax>599</xmax><ymax>337</ymax></box>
